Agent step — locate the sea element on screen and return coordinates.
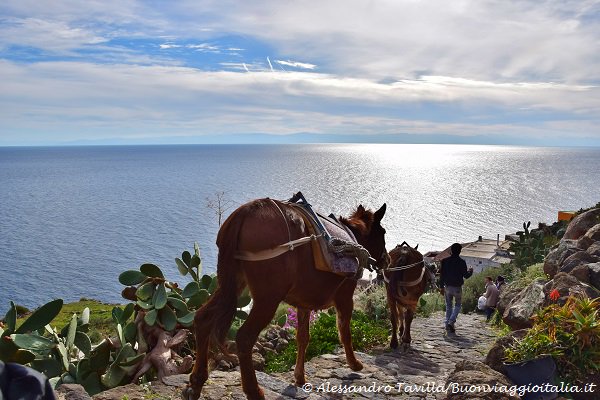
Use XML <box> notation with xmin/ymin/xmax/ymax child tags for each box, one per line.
<box><xmin>1</xmin><ymin>144</ymin><xmax>599</xmax><ymax>313</ymax></box>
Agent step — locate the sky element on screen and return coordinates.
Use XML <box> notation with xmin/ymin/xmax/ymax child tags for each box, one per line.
<box><xmin>1</xmin><ymin>0</ymin><xmax>599</xmax><ymax>146</ymax></box>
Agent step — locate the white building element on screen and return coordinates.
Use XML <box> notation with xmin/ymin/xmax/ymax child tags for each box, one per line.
<box><xmin>429</xmin><ymin>236</ymin><xmax>512</xmax><ymax>274</ymax></box>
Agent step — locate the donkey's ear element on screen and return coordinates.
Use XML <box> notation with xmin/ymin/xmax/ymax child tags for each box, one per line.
<box><xmin>415</xmin><ymin>244</ymin><xmax>419</xmax><ymax>250</ymax></box>
<box><xmin>374</xmin><ymin>203</ymin><xmax>386</xmax><ymax>222</ymax></box>
<box><xmin>356</xmin><ymin>204</ymin><xmax>365</xmax><ymax>214</ymax></box>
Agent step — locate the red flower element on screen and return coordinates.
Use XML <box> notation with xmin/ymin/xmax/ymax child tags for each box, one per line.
<box><xmin>549</xmin><ymin>289</ymin><xmax>560</xmax><ymax>301</ymax></box>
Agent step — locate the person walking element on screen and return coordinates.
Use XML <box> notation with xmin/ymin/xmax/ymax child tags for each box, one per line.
<box><xmin>483</xmin><ymin>276</ymin><xmax>500</xmax><ymax>321</ymax></box>
<box><xmin>440</xmin><ymin>243</ymin><xmax>473</xmax><ymax>332</ymax></box>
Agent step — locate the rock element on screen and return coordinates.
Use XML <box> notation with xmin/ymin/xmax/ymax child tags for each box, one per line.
<box><xmin>563</xmin><ymin>208</ymin><xmax>600</xmax><ymax>240</ymax></box>
<box><xmin>588</xmin><ymin>263</ymin><xmax>600</xmax><ymax>291</ymax></box>
<box><xmin>484</xmin><ymin>330</ymin><xmax>528</xmax><ymax>374</ymax></box>
<box><xmin>262</xmin><ymin>341</ymin><xmax>275</xmax><ymax>351</ymax></box>
<box><xmin>544</xmin><ymin>272</ymin><xmax>600</xmax><ymax>304</ymax></box>
<box><xmin>584</xmin><ymin>223</ymin><xmax>600</xmax><ymax>242</ymax></box>
<box><xmin>253</xmin><ymin>341</ymin><xmax>264</xmax><ymax>355</ymax></box>
<box><xmin>543</xmin><ymin>240</ymin><xmax>582</xmax><ymax>278</ymax></box>
<box><xmin>570</xmin><ymin>264</ymin><xmax>591</xmax><ymax>283</ymax></box>
<box><xmin>502</xmin><ymin>279</ymin><xmax>546</xmax><ymax>330</ymax></box>
<box><xmin>577</xmin><ymin>235</ymin><xmax>595</xmax><ymax>251</ymax></box>
<box><xmin>560</xmin><ymin>251</ymin><xmax>599</xmax><ymax>274</ymax></box>
<box><xmin>587</xmin><ymin>242</ymin><xmax>600</xmax><ymax>257</ymax></box>
<box><xmin>92</xmin><ymin>381</ymin><xmax>176</xmax><ymax>400</ymax></box>
<box><xmin>275</xmin><ymin>338</ymin><xmax>289</xmax><ymax>353</ymax></box>
<box><xmin>445</xmin><ymin>360</ymin><xmax>520</xmax><ymax>399</ymax></box>
<box><xmin>252</xmin><ymin>352</ymin><xmax>265</xmax><ymax>371</ymax></box>
<box><xmin>55</xmin><ymin>384</ymin><xmax>92</xmax><ymax>400</ymax></box>
<box><xmin>217</xmin><ymin>359</ymin><xmax>234</xmax><ymax>371</ymax></box>
<box><xmin>496</xmin><ymin>283</ymin><xmax>522</xmax><ymax>316</ymax></box>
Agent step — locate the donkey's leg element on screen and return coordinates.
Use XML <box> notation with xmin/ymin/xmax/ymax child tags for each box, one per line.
<box><xmin>236</xmin><ymin>298</ymin><xmax>280</xmax><ymax>400</ymax></box>
<box><xmin>334</xmin><ymin>284</ymin><xmax>363</xmax><ymax>371</ymax></box>
<box><xmin>294</xmin><ymin>308</ymin><xmax>311</xmax><ymax>385</ymax></box>
<box><xmin>397</xmin><ymin>304</ymin><xmax>405</xmax><ymax>338</ymax></box>
<box><xmin>401</xmin><ymin>306</ymin><xmax>416</xmax><ymax>350</ymax></box>
<box><xmin>387</xmin><ymin>289</ymin><xmax>399</xmax><ymax>349</ymax></box>
<box><xmin>183</xmin><ymin>306</ymin><xmax>214</xmax><ymax>400</ymax></box>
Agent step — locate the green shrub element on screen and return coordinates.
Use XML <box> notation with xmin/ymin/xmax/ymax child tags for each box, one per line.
<box><xmin>264</xmin><ymin>309</ymin><xmax>389</xmax><ymax>373</ymax></box>
<box><xmin>416</xmin><ymin>292</ymin><xmax>445</xmax><ymax>317</ymax></box>
<box><xmin>512</xmin><ymin>263</ymin><xmax>547</xmax><ymax>288</ymax></box>
<box><xmin>354</xmin><ymin>284</ymin><xmax>389</xmax><ymax>322</ymax></box>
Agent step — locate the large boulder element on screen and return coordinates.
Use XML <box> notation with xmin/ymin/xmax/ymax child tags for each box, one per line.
<box><xmin>587</xmin><ymin>262</ymin><xmax>600</xmax><ymax>291</ymax></box>
<box><xmin>496</xmin><ymin>283</ymin><xmax>523</xmax><ymax>316</ymax></box>
<box><xmin>563</xmin><ymin>208</ymin><xmax>600</xmax><ymax>240</ymax></box>
<box><xmin>544</xmin><ymin>272</ymin><xmax>600</xmax><ymax>304</ymax></box>
<box><xmin>543</xmin><ymin>240</ymin><xmax>582</xmax><ymax>278</ymax></box>
<box><xmin>484</xmin><ymin>329</ymin><xmax>528</xmax><ymax>374</ymax></box>
<box><xmin>502</xmin><ymin>279</ymin><xmax>546</xmax><ymax>330</ymax></box>
<box><xmin>584</xmin><ymin>223</ymin><xmax>600</xmax><ymax>242</ymax></box>
<box><xmin>445</xmin><ymin>360</ymin><xmax>520</xmax><ymax>400</ymax></box>
<box><xmin>570</xmin><ymin>264</ymin><xmax>591</xmax><ymax>284</ymax></box>
<box><xmin>559</xmin><ymin>251</ymin><xmax>599</xmax><ymax>274</ymax></box>
<box><xmin>587</xmin><ymin>242</ymin><xmax>600</xmax><ymax>257</ymax></box>
<box><xmin>577</xmin><ymin>223</ymin><xmax>600</xmax><ymax>251</ymax></box>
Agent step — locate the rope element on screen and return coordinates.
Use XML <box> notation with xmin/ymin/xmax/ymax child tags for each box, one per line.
<box><xmin>271</xmin><ymin>199</ymin><xmax>292</xmax><ymax>246</ymax></box>
<box><xmin>327</xmin><ymin>237</ymin><xmax>371</xmax><ymax>273</ymax></box>
<box><xmin>235</xmin><ymin>234</ymin><xmax>320</xmax><ymax>261</ymax></box>
<box><xmin>384</xmin><ymin>259</ymin><xmax>424</xmax><ymax>272</ymax></box>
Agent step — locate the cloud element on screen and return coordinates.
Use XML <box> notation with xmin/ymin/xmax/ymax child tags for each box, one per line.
<box><xmin>0</xmin><ymin>17</ymin><xmax>107</xmax><ymax>53</ymax></box>
<box><xmin>159</xmin><ymin>43</ymin><xmax>181</xmax><ymax>49</ymax></box>
<box><xmin>1</xmin><ymin>0</ymin><xmax>599</xmax><ymax>144</ymax></box>
<box><xmin>0</xmin><ymin>60</ymin><xmax>598</xmax><ymax>145</ymax></box>
<box><xmin>274</xmin><ymin>59</ymin><xmax>316</xmax><ymax>70</ymax></box>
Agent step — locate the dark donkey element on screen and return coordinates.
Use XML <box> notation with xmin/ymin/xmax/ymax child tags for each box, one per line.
<box><xmin>184</xmin><ymin>198</ymin><xmax>388</xmax><ymax>400</ymax></box>
<box><xmin>383</xmin><ymin>242</ymin><xmax>435</xmax><ymax>350</ymax></box>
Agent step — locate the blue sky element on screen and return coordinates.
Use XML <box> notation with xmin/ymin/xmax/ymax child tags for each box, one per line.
<box><xmin>1</xmin><ymin>0</ymin><xmax>599</xmax><ymax>146</ymax></box>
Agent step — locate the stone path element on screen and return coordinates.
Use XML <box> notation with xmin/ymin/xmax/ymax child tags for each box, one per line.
<box><xmin>91</xmin><ymin>311</ymin><xmax>498</xmax><ymax>400</ymax></box>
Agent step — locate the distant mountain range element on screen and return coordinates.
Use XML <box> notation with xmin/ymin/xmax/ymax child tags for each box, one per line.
<box><xmin>49</xmin><ymin>132</ymin><xmax>600</xmax><ymax>147</ymax></box>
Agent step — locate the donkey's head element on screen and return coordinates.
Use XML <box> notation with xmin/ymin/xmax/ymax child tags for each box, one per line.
<box><xmin>343</xmin><ymin>203</ymin><xmax>388</xmax><ymax>270</ymax></box>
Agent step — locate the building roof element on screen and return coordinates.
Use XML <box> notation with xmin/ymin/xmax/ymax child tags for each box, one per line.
<box><xmin>433</xmin><ymin>238</ymin><xmax>512</xmax><ymax>263</ymax></box>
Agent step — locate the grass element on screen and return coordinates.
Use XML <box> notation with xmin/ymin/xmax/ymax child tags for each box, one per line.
<box><xmin>264</xmin><ymin>309</ymin><xmax>389</xmax><ymax>373</ymax></box>
<box><xmin>17</xmin><ymin>298</ymin><xmax>122</xmax><ymax>344</ymax></box>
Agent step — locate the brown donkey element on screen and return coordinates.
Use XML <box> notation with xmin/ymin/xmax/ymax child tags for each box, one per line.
<box><xmin>184</xmin><ymin>198</ymin><xmax>388</xmax><ymax>400</ymax></box>
<box><xmin>384</xmin><ymin>242</ymin><xmax>434</xmax><ymax>350</ymax></box>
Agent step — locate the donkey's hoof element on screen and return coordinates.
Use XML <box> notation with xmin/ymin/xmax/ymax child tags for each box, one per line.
<box><xmin>390</xmin><ymin>338</ymin><xmax>398</xmax><ymax>349</ymax></box>
<box><xmin>349</xmin><ymin>360</ymin><xmax>364</xmax><ymax>371</ymax></box>
<box><xmin>401</xmin><ymin>342</ymin><xmax>411</xmax><ymax>352</ymax></box>
<box><xmin>182</xmin><ymin>385</ymin><xmax>199</xmax><ymax>400</ymax></box>
<box><xmin>294</xmin><ymin>374</ymin><xmax>306</xmax><ymax>386</ymax></box>
<box><xmin>244</xmin><ymin>387</ymin><xmax>266</xmax><ymax>400</ymax></box>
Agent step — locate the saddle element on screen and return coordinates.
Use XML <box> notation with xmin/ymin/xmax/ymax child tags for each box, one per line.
<box><xmin>287</xmin><ymin>192</ymin><xmax>367</xmax><ymax>279</ymax></box>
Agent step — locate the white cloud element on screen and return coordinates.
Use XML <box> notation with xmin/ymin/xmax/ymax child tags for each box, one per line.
<box><xmin>0</xmin><ymin>17</ymin><xmax>107</xmax><ymax>53</ymax></box>
<box><xmin>0</xmin><ymin>60</ymin><xmax>598</xmax><ymax>144</ymax></box>
<box><xmin>275</xmin><ymin>59</ymin><xmax>316</xmax><ymax>70</ymax></box>
<box><xmin>1</xmin><ymin>0</ymin><xmax>599</xmax><ymax>144</ymax></box>
<box><xmin>159</xmin><ymin>43</ymin><xmax>181</xmax><ymax>49</ymax></box>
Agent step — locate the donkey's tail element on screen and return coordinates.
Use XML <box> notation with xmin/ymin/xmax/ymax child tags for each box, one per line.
<box><xmin>196</xmin><ymin>206</ymin><xmax>246</xmax><ymax>354</ymax></box>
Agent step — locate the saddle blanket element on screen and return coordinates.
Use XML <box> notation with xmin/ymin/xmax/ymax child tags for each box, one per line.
<box><xmin>291</xmin><ymin>204</ymin><xmax>360</xmax><ymax>277</ymax></box>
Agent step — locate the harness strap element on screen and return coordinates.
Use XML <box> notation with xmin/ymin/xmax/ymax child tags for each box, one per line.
<box><xmin>384</xmin><ymin>259</ymin><xmax>424</xmax><ymax>272</ymax></box>
<box><xmin>234</xmin><ymin>234</ymin><xmax>320</xmax><ymax>261</ymax></box>
<box><xmin>383</xmin><ymin>266</ymin><xmax>426</xmax><ymax>287</ymax></box>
